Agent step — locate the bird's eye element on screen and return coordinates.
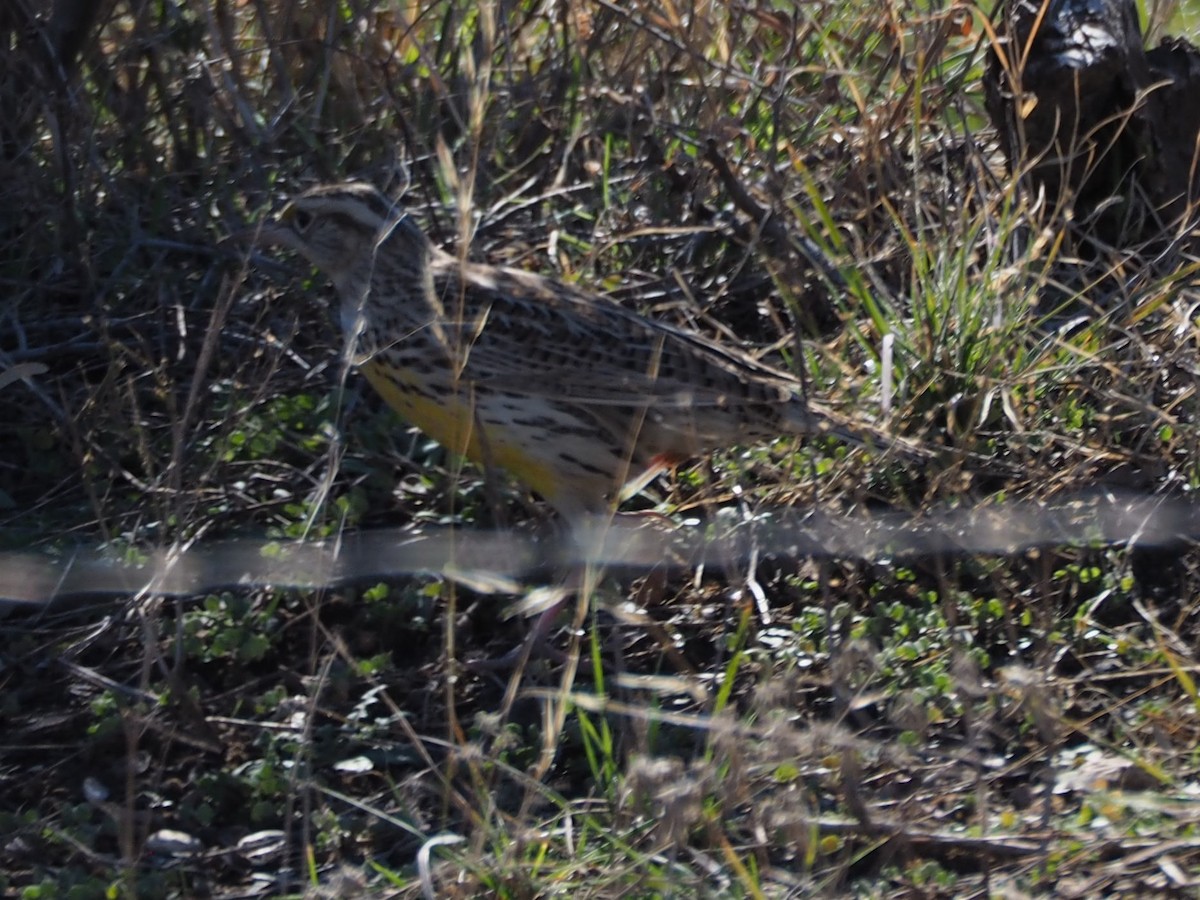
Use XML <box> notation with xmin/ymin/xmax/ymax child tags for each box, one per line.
<box><xmin>292</xmin><ymin>209</ymin><xmax>314</xmax><ymax>232</ymax></box>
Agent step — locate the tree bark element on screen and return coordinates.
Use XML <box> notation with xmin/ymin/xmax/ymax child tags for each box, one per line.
<box><xmin>984</xmin><ymin>0</ymin><xmax>1200</xmax><ymax>254</ymax></box>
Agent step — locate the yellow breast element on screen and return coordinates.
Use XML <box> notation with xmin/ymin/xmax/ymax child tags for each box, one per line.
<box><xmin>358</xmin><ymin>358</ymin><xmax>599</xmax><ymax>514</ymax></box>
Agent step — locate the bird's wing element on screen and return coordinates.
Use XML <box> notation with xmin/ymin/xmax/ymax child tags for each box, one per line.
<box><xmin>429</xmin><ymin>265</ymin><xmax>804</xmax><ymax>410</ymax></box>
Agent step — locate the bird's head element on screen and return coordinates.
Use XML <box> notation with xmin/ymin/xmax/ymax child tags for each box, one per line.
<box><xmin>246</xmin><ymin>182</ymin><xmax>429</xmax><ymax>291</ymax></box>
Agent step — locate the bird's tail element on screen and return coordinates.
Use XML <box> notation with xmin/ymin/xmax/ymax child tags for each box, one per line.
<box><xmin>787</xmin><ymin>402</ymin><xmax>931</xmax><ymax>462</ymax></box>
<box><xmin>789</xmin><ymin>403</ymin><xmax>1019</xmax><ymax>477</ymax></box>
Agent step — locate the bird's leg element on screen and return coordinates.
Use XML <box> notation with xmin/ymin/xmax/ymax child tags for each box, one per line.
<box><xmin>465</xmin><ymin>505</ymin><xmax>647</xmax><ymax>672</ymax></box>
<box><xmin>462</xmin><ymin>516</ymin><xmax>589</xmax><ymax>671</ymax></box>
<box><xmin>464</xmin><ymin>582</ymin><xmax>576</xmax><ymax>671</ymax></box>
<box><xmin>464</xmin><ymin>510</ymin><xmax>680</xmax><ymax>672</ymax></box>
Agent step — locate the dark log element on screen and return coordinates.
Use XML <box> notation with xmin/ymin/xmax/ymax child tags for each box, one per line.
<box><xmin>1141</xmin><ymin>36</ymin><xmax>1200</xmax><ymax>236</ymax></box>
<box><xmin>984</xmin><ymin>0</ymin><xmax>1200</xmax><ymax>253</ymax></box>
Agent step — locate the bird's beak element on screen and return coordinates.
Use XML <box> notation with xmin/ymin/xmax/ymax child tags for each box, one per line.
<box><xmin>225</xmin><ymin>220</ymin><xmax>292</xmax><ymax>251</ymax></box>
<box><xmin>224</xmin><ymin>203</ymin><xmax>296</xmax><ymax>248</ymax></box>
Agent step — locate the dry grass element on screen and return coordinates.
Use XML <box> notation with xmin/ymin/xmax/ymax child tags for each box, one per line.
<box><xmin>3</xmin><ymin>0</ymin><xmax>1200</xmax><ymax>896</ymax></box>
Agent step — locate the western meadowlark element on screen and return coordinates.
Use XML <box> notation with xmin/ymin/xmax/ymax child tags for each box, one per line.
<box><xmin>248</xmin><ymin>182</ymin><xmax>900</xmax><ymax>529</ymax></box>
